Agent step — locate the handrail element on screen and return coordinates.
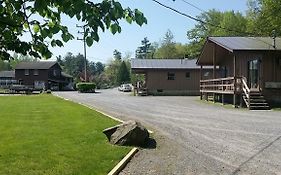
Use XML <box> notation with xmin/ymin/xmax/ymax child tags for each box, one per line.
<box><xmin>241</xmin><ymin>77</ymin><xmax>250</xmax><ymax>94</ymax></box>
<box><xmin>200</xmin><ymin>77</ymin><xmax>234</xmax><ymax>83</ymax></box>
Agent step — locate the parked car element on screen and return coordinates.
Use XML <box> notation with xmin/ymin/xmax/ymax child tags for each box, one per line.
<box><xmin>118</xmin><ymin>84</ymin><xmax>132</xmax><ymax>92</ymax></box>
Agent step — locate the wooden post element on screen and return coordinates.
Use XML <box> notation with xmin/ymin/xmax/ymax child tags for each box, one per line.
<box><xmin>233</xmin><ymin>54</ymin><xmax>237</xmax><ymax>108</ymax></box>
<box><xmin>200</xmin><ymin>65</ymin><xmax>203</xmax><ymax>100</ymax></box>
<box><xmin>213</xmin><ymin>43</ymin><xmax>216</xmax><ymax>103</ymax></box>
<box><xmin>213</xmin><ymin>43</ymin><xmax>216</xmax><ymax>79</ymax></box>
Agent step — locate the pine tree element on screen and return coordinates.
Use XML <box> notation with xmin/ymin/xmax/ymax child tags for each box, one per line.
<box><xmin>117</xmin><ymin>61</ymin><xmax>130</xmax><ymax>85</ymax></box>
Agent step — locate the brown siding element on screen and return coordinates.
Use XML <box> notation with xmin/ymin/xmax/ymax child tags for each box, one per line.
<box><xmin>15</xmin><ymin>69</ymin><xmax>49</xmax><ymax>86</ymax></box>
<box><xmin>145</xmin><ymin>69</ymin><xmax>212</xmax><ymax>95</ymax></box>
<box><xmin>216</xmin><ymin>51</ymin><xmax>281</xmax><ymax>103</ymax></box>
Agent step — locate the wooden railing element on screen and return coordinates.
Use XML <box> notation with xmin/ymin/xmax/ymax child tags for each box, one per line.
<box><xmin>200</xmin><ymin>76</ymin><xmax>242</xmax><ymax>94</ymax></box>
<box><xmin>241</xmin><ymin>77</ymin><xmax>250</xmax><ymax>98</ymax></box>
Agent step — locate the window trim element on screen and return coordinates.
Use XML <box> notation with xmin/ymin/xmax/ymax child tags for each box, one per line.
<box><xmin>185</xmin><ymin>72</ymin><xmax>191</xmax><ymax>79</ymax></box>
<box><xmin>33</xmin><ymin>69</ymin><xmax>39</xmax><ymax>76</ymax></box>
<box><xmin>24</xmin><ymin>69</ymin><xmax>29</xmax><ymax>76</ymax></box>
<box><xmin>167</xmin><ymin>72</ymin><xmax>175</xmax><ymax>80</ymax></box>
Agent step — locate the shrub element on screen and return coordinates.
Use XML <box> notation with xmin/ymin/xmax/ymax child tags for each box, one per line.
<box><xmin>76</xmin><ymin>83</ymin><xmax>96</xmax><ymax>93</ymax></box>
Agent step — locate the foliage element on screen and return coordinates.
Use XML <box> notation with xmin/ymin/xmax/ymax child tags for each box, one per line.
<box><xmin>76</xmin><ymin>82</ymin><xmax>96</xmax><ymax>92</ymax></box>
<box><xmin>57</xmin><ymin>52</ymin><xmax>104</xmax><ymax>83</ymax></box>
<box><xmin>113</xmin><ymin>49</ymin><xmax>122</xmax><ymax>60</ymax></box>
<box><xmin>104</xmin><ymin>58</ymin><xmax>122</xmax><ymax>86</ymax></box>
<box><xmin>186</xmin><ymin>9</ymin><xmax>248</xmax><ymax>58</ymax></box>
<box><xmin>246</xmin><ymin>0</ymin><xmax>281</xmax><ymax>36</ymax></box>
<box><xmin>154</xmin><ymin>30</ymin><xmax>189</xmax><ymax>59</ymax></box>
<box><xmin>0</xmin><ymin>0</ymin><xmax>147</xmax><ymax>60</ymax></box>
<box><xmin>0</xmin><ymin>60</ymin><xmax>11</xmax><ymax>71</ymax></box>
<box><xmin>135</xmin><ymin>37</ymin><xmax>153</xmax><ymax>59</ymax></box>
<box><xmin>59</xmin><ymin>52</ymin><xmax>86</xmax><ymax>81</ymax></box>
<box><xmin>116</xmin><ymin>61</ymin><xmax>130</xmax><ymax>85</ymax></box>
<box><xmin>0</xmin><ymin>95</ymin><xmax>130</xmax><ymax>174</ymax></box>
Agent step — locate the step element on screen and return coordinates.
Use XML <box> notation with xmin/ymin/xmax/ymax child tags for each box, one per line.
<box><xmin>249</xmin><ymin>102</ymin><xmax>268</xmax><ymax>105</ymax></box>
<box><xmin>249</xmin><ymin>106</ymin><xmax>270</xmax><ymax>110</ymax></box>
<box><xmin>249</xmin><ymin>99</ymin><xmax>267</xmax><ymax>103</ymax></box>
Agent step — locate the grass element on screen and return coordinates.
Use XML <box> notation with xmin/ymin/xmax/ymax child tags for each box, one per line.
<box><xmin>0</xmin><ymin>95</ymin><xmax>130</xmax><ymax>175</ymax></box>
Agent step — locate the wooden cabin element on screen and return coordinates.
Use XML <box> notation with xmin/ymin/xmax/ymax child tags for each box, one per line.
<box><xmin>15</xmin><ymin>61</ymin><xmax>74</xmax><ymax>90</ymax></box>
<box><xmin>131</xmin><ymin>59</ymin><xmax>213</xmax><ymax>96</ymax></box>
<box><xmin>197</xmin><ymin>37</ymin><xmax>281</xmax><ymax>110</ymax></box>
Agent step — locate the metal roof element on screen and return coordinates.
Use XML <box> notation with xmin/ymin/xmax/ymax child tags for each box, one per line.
<box><xmin>0</xmin><ymin>71</ymin><xmax>15</xmax><ymax>78</ymax></box>
<box><xmin>131</xmin><ymin>59</ymin><xmax>209</xmax><ymax>69</ymax></box>
<box><xmin>15</xmin><ymin>61</ymin><xmax>58</xmax><ymax>69</ymax></box>
<box><xmin>209</xmin><ymin>37</ymin><xmax>281</xmax><ymax>51</ymax></box>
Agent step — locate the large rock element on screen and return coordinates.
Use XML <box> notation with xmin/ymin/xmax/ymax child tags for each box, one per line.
<box><xmin>103</xmin><ymin>120</ymin><xmax>149</xmax><ymax>146</ymax></box>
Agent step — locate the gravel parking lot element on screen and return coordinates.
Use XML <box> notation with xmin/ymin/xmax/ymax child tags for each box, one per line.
<box><xmin>54</xmin><ymin>89</ymin><xmax>281</xmax><ymax>175</ymax></box>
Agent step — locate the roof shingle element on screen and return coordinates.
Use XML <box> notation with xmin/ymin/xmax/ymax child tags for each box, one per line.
<box><xmin>209</xmin><ymin>37</ymin><xmax>281</xmax><ymax>51</ymax></box>
<box><xmin>15</xmin><ymin>61</ymin><xmax>58</xmax><ymax>69</ymax></box>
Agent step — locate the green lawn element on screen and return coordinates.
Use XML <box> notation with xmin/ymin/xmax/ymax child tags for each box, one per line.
<box><xmin>0</xmin><ymin>95</ymin><xmax>130</xmax><ymax>175</ymax></box>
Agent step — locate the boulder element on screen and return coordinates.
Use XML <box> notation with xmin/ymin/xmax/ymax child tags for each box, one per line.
<box><xmin>103</xmin><ymin>120</ymin><xmax>149</xmax><ymax>146</ymax></box>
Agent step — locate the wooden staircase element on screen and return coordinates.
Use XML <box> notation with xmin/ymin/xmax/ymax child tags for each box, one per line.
<box><xmin>241</xmin><ymin>78</ymin><xmax>270</xmax><ymax>110</ymax></box>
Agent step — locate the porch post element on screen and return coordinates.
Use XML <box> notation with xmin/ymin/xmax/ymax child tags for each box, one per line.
<box><xmin>233</xmin><ymin>54</ymin><xmax>237</xmax><ymax>108</ymax></box>
<box><xmin>213</xmin><ymin>43</ymin><xmax>216</xmax><ymax>103</ymax></box>
<box><xmin>200</xmin><ymin>65</ymin><xmax>203</xmax><ymax>100</ymax></box>
<box><xmin>213</xmin><ymin>43</ymin><xmax>216</xmax><ymax>79</ymax></box>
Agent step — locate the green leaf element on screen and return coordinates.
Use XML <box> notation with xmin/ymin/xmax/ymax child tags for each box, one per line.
<box><xmin>62</xmin><ymin>33</ymin><xmax>71</xmax><ymax>42</ymax></box>
<box><xmin>91</xmin><ymin>32</ymin><xmax>99</xmax><ymax>42</ymax></box>
<box><xmin>86</xmin><ymin>37</ymin><xmax>93</xmax><ymax>46</ymax></box>
<box><xmin>110</xmin><ymin>24</ymin><xmax>119</xmax><ymax>34</ymax></box>
<box><xmin>51</xmin><ymin>40</ymin><xmax>57</xmax><ymax>47</ymax></box>
<box><xmin>135</xmin><ymin>9</ymin><xmax>146</xmax><ymax>26</ymax></box>
<box><xmin>126</xmin><ymin>16</ymin><xmax>132</xmax><ymax>24</ymax></box>
<box><xmin>41</xmin><ymin>28</ymin><xmax>49</xmax><ymax>38</ymax></box>
<box><xmin>55</xmin><ymin>40</ymin><xmax>63</xmax><ymax>47</ymax></box>
<box><xmin>23</xmin><ymin>22</ymin><xmax>29</xmax><ymax>29</ymax></box>
<box><xmin>76</xmin><ymin>13</ymin><xmax>81</xmax><ymax>20</ymax></box>
<box><xmin>33</xmin><ymin>24</ymin><xmax>40</xmax><ymax>33</ymax></box>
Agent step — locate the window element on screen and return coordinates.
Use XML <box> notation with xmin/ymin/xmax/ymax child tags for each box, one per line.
<box><xmin>34</xmin><ymin>69</ymin><xmax>39</xmax><ymax>75</ymax></box>
<box><xmin>24</xmin><ymin>69</ymin><xmax>29</xmax><ymax>76</ymax></box>
<box><xmin>186</xmin><ymin>72</ymin><xmax>190</xmax><ymax>79</ymax></box>
<box><xmin>167</xmin><ymin>72</ymin><xmax>175</xmax><ymax>80</ymax></box>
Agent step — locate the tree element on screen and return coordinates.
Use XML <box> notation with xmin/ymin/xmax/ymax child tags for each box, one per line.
<box><xmin>247</xmin><ymin>0</ymin><xmax>281</xmax><ymax>36</ymax></box>
<box><xmin>113</xmin><ymin>49</ymin><xmax>122</xmax><ymax>60</ymax></box>
<box><xmin>154</xmin><ymin>30</ymin><xmax>178</xmax><ymax>58</ymax></box>
<box><xmin>9</xmin><ymin>53</ymin><xmax>37</xmax><ymax>69</ymax></box>
<box><xmin>0</xmin><ymin>0</ymin><xmax>147</xmax><ymax>60</ymax></box>
<box><xmin>186</xmin><ymin>9</ymin><xmax>248</xmax><ymax>58</ymax></box>
<box><xmin>95</xmin><ymin>62</ymin><xmax>105</xmax><ymax>75</ymax></box>
<box><xmin>104</xmin><ymin>58</ymin><xmax>122</xmax><ymax>85</ymax></box>
<box><xmin>61</xmin><ymin>52</ymin><xmax>86</xmax><ymax>81</ymax></box>
<box><xmin>116</xmin><ymin>61</ymin><xmax>130</xmax><ymax>85</ymax></box>
<box><xmin>135</xmin><ymin>37</ymin><xmax>152</xmax><ymax>59</ymax></box>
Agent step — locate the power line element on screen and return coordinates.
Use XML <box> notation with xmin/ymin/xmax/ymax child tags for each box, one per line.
<box><xmin>152</xmin><ymin>0</ymin><xmax>255</xmax><ymax>36</ymax></box>
<box><xmin>179</xmin><ymin>0</ymin><xmax>205</xmax><ymax>13</ymax></box>
<box><xmin>152</xmin><ymin>0</ymin><xmax>275</xmax><ymax>47</ymax></box>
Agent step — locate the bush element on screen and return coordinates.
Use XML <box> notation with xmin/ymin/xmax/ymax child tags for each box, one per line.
<box><xmin>76</xmin><ymin>83</ymin><xmax>96</xmax><ymax>93</ymax></box>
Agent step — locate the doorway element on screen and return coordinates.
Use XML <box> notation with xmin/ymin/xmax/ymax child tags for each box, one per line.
<box><xmin>248</xmin><ymin>59</ymin><xmax>260</xmax><ymax>90</ymax></box>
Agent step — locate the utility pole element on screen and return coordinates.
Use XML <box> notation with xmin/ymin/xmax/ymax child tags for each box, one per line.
<box><xmin>77</xmin><ymin>24</ymin><xmax>87</xmax><ymax>82</ymax></box>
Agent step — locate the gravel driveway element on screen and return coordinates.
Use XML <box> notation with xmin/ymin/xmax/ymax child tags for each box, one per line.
<box><xmin>54</xmin><ymin>89</ymin><xmax>281</xmax><ymax>175</ymax></box>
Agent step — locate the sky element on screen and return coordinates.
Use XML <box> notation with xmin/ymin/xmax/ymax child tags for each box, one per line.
<box><xmin>48</xmin><ymin>0</ymin><xmax>249</xmax><ymax>63</ymax></box>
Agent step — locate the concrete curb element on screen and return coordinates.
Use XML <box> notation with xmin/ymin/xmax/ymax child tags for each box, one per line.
<box><xmin>107</xmin><ymin>147</ymin><xmax>139</xmax><ymax>175</ymax></box>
